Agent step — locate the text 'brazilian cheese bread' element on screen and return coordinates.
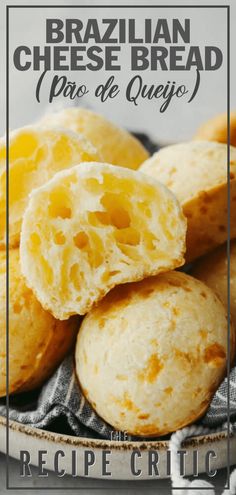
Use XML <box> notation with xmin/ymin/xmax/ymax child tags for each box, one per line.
<box><xmin>0</xmin><ymin>125</ymin><xmax>103</xmax><ymax>249</ymax></box>
<box><xmin>140</xmin><ymin>141</ymin><xmax>236</xmax><ymax>262</ymax></box>
<box><xmin>0</xmin><ymin>249</ymin><xmax>78</xmax><ymax>397</ymax></box>
<box><xmin>75</xmin><ymin>271</ymin><xmax>234</xmax><ymax>437</ymax></box>
<box><xmin>40</xmin><ymin>107</ymin><xmax>149</xmax><ymax>169</ymax></box>
<box><xmin>20</xmin><ymin>163</ymin><xmax>187</xmax><ymax>319</ymax></box>
<box><xmin>192</xmin><ymin>240</ymin><xmax>236</xmax><ymax>329</ymax></box>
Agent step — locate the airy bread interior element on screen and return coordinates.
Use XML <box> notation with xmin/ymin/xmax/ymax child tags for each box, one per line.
<box><xmin>0</xmin><ymin>125</ymin><xmax>102</xmax><ymax>248</ymax></box>
<box><xmin>20</xmin><ymin>163</ymin><xmax>186</xmax><ymax>319</ymax></box>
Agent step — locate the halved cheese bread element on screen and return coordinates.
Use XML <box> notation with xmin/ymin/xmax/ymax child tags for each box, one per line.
<box><xmin>140</xmin><ymin>141</ymin><xmax>236</xmax><ymax>262</ymax></box>
<box><xmin>39</xmin><ymin>107</ymin><xmax>149</xmax><ymax>169</ymax></box>
<box><xmin>20</xmin><ymin>163</ymin><xmax>186</xmax><ymax>319</ymax></box>
<box><xmin>0</xmin><ymin>125</ymin><xmax>102</xmax><ymax>248</ymax></box>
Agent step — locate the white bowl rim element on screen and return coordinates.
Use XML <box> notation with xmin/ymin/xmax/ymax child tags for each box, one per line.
<box><xmin>0</xmin><ymin>415</ymin><xmax>229</xmax><ymax>451</ymax></box>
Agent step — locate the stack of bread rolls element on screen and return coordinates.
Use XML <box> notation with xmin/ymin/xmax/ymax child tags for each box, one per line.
<box><xmin>0</xmin><ymin>113</ymin><xmax>148</xmax><ymax>395</ymax></box>
<box><xmin>1</xmin><ymin>108</ymin><xmax>235</xmax><ymax>438</ymax></box>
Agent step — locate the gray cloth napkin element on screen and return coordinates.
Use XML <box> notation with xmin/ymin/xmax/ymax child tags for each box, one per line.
<box><xmin>0</xmin><ymin>353</ymin><xmax>235</xmax><ymax>440</ymax></box>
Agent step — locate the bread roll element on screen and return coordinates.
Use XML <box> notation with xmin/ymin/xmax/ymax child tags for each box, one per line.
<box><xmin>40</xmin><ymin>107</ymin><xmax>149</xmax><ymax>169</ymax></box>
<box><xmin>192</xmin><ymin>240</ymin><xmax>236</xmax><ymax>328</ymax></box>
<box><xmin>0</xmin><ymin>125</ymin><xmax>102</xmax><ymax>248</ymax></box>
<box><xmin>75</xmin><ymin>271</ymin><xmax>234</xmax><ymax>437</ymax></box>
<box><xmin>140</xmin><ymin>141</ymin><xmax>236</xmax><ymax>262</ymax></box>
<box><xmin>0</xmin><ymin>249</ymin><xmax>78</xmax><ymax>396</ymax></box>
<box><xmin>194</xmin><ymin>111</ymin><xmax>236</xmax><ymax>146</ymax></box>
<box><xmin>20</xmin><ymin>162</ymin><xmax>186</xmax><ymax>320</ymax></box>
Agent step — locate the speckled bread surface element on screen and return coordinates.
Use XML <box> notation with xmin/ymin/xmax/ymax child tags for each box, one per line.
<box><xmin>20</xmin><ymin>162</ymin><xmax>186</xmax><ymax>320</ymax></box>
<box><xmin>192</xmin><ymin>240</ymin><xmax>236</xmax><ymax>328</ymax></box>
<box><xmin>40</xmin><ymin>107</ymin><xmax>149</xmax><ymax>169</ymax></box>
<box><xmin>0</xmin><ymin>249</ymin><xmax>78</xmax><ymax>397</ymax></box>
<box><xmin>140</xmin><ymin>141</ymin><xmax>236</xmax><ymax>262</ymax></box>
<box><xmin>75</xmin><ymin>271</ymin><xmax>234</xmax><ymax>437</ymax></box>
<box><xmin>0</xmin><ymin>125</ymin><xmax>103</xmax><ymax>249</ymax></box>
<box><xmin>194</xmin><ymin>111</ymin><xmax>236</xmax><ymax>146</ymax></box>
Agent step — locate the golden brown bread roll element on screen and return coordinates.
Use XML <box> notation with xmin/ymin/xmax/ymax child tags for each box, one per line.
<box><xmin>192</xmin><ymin>240</ymin><xmax>236</xmax><ymax>328</ymax></box>
<box><xmin>0</xmin><ymin>249</ymin><xmax>78</xmax><ymax>396</ymax></box>
<box><xmin>194</xmin><ymin>111</ymin><xmax>236</xmax><ymax>146</ymax></box>
<box><xmin>75</xmin><ymin>271</ymin><xmax>234</xmax><ymax>437</ymax></box>
<box><xmin>39</xmin><ymin>107</ymin><xmax>149</xmax><ymax>169</ymax></box>
<box><xmin>20</xmin><ymin>162</ymin><xmax>186</xmax><ymax>320</ymax></box>
<box><xmin>140</xmin><ymin>141</ymin><xmax>236</xmax><ymax>262</ymax></box>
<box><xmin>0</xmin><ymin>125</ymin><xmax>102</xmax><ymax>249</ymax></box>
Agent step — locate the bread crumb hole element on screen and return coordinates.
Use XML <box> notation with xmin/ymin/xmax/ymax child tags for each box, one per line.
<box><xmin>48</xmin><ymin>188</ymin><xmax>72</xmax><ymax>219</ymax></box>
<box><xmin>94</xmin><ymin>211</ymin><xmax>110</xmax><ymax>225</ymax></box>
<box><xmin>87</xmin><ymin>231</ymin><xmax>104</xmax><ymax>267</ymax></box>
<box><xmin>100</xmin><ymin>193</ymin><xmax>131</xmax><ymax>229</ymax></box>
<box><xmin>10</xmin><ymin>131</ymin><xmax>38</xmax><ymax>160</ymax></box>
<box><xmin>110</xmin><ymin>207</ymin><xmax>130</xmax><ymax>229</ymax></box>
<box><xmin>52</xmin><ymin>135</ymin><xmax>72</xmax><ymax>164</ymax></box>
<box><xmin>41</xmin><ymin>256</ymin><xmax>53</xmax><ymax>285</ymax></box>
<box><xmin>90</xmin><ymin>251</ymin><xmax>103</xmax><ymax>268</ymax></box>
<box><xmin>138</xmin><ymin>201</ymin><xmax>151</xmax><ymax>217</ymax></box>
<box><xmin>100</xmin><ymin>193</ymin><xmax>117</xmax><ymax>209</ymax></box>
<box><xmin>85</xmin><ymin>178</ymin><xmax>101</xmax><ymax>192</ymax></box>
<box><xmin>74</xmin><ymin>232</ymin><xmax>89</xmax><ymax>249</ymax></box>
<box><xmin>30</xmin><ymin>232</ymin><xmax>41</xmax><ymax>247</ymax></box>
<box><xmin>54</xmin><ymin>231</ymin><xmax>66</xmax><ymax>245</ymax></box>
<box><xmin>101</xmin><ymin>270</ymin><xmax>120</xmax><ymax>283</ymax></box>
<box><xmin>70</xmin><ymin>263</ymin><xmax>80</xmax><ymax>290</ymax></box>
<box><xmin>49</xmin><ymin>203</ymin><xmax>71</xmax><ymax>219</ymax></box>
<box><xmin>145</xmin><ymin>232</ymin><xmax>157</xmax><ymax>250</ymax></box>
<box><xmin>117</xmin><ymin>244</ymin><xmax>140</xmax><ymax>260</ymax></box>
<box><xmin>114</xmin><ymin>228</ymin><xmax>140</xmax><ymax>246</ymax></box>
